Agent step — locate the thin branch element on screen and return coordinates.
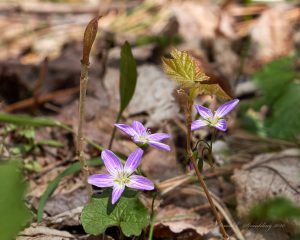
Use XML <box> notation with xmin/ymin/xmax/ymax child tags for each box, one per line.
<box><xmin>33</xmin><ymin>57</ymin><xmax>48</xmax><ymax>111</ymax></box>
<box><xmin>2</xmin><ymin>86</ymin><xmax>79</xmax><ymax>113</ymax></box>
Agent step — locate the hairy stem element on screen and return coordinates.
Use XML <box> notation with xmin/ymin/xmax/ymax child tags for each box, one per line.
<box><xmin>185</xmin><ymin>98</ymin><xmax>228</xmax><ymax>240</ymax></box>
<box><xmin>77</xmin><ymin>63</ymin><xmax>93</xmax><ymax>199</ymax></box>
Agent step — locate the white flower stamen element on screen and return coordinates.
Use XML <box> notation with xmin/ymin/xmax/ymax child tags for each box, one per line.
<box><xmin>114</xmin><ymin>171</ymin><xmax>131</xmax><ymax>185</ymax></box>
<box><xmin>133</xmin><ymin>128</ymin><xmax>151</xmax><ymax>144</ymax></box>
<box><xmin>206</xmin><ymin>116</ymin><xmax>221</xmax><ymax>127</ymax></box>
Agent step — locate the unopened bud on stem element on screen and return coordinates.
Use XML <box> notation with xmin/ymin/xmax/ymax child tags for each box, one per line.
<box><xmin>81</xmin><ymin>16</ymin><xmax>101</xmax><ymax>66</ymax></box>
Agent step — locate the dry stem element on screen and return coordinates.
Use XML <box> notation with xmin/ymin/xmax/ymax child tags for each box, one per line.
<box><xmin>77</xmin><ymin>63</ymin><xmax>93</xmax><ymax>198</ymax></box>
<box><xmin>76</xmin><ymin>16</ymin><xmax>100</xmax><ymax>199</ymax></box>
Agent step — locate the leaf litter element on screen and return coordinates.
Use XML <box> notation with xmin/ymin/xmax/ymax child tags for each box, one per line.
<box><xmin>0</xmin><ymin>0</ymin><xmax>299</xmax><ymax>239</ymax></box>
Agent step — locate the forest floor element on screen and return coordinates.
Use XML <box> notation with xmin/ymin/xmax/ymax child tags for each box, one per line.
<box><xmin>0</xmin><ymin>1</ymin><xmax>300</xmax><ymax>239</ymax></box>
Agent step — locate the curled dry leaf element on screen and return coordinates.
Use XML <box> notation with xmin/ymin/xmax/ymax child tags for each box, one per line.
<box><xmin>250</xmin><ymin>4</ymin><xmax>294</xmax><ymax>63</ymax></box>
<box><xmin>44</xmin><ymin>207</ymin><xmax>83</xmax><ymax>227</ymax></box>
<box><xmin>232</xmin><ymin>148</ymin><xmax>300</xmax><ymax>218</ymax></box>
<box><xmin>171</xmin><ymin>1</ymin><xmax>235</xmax><ymax>43</ymax></box>
<box><xmin>128</xmin><ymin>64</ymin><xmax>180</xmax><ymax>126</ymax></box>
<box><xmin>17</xmin><ymin>225</ymin><xmax>75</xmax><ymax>240</ymax></box>
<box><xmin>155</xmin><ymin>205</ymin><xmax>215</xmax><ymax>237</ymax></box>
<box><xmin>171</xmin><ymin>2</ymin><xmax>219</xmax><ymax>42</ymax></box>
<box><xmin>104</xmin><ymin>63</ymin><xmax>180</xmax><ymax>127</ymax></box>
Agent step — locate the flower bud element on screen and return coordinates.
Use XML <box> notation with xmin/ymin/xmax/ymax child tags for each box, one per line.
<box><xmin>82</xmin><ymin>16</ymin><xmax>101</xmax><ymax>66</ymax></box>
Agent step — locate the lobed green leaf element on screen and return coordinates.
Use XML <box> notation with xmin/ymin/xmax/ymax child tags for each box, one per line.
<box><xmin>242</xmin><ymin>56</ymin><xmax>300</xmax><ymax>141</ymax></box>
<box><xmin>81</xmin><ymin>189</ymin><xmax>150</xmax><ymax>237</ymax></box>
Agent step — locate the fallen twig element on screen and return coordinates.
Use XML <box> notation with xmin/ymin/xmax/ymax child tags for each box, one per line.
<box><xmin>1</xmin><ymin>86</ymin><xmax>79</xmax><ymax>113</ymax></box>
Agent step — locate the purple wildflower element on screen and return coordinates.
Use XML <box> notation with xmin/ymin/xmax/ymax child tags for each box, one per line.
<box><xmin>191</xmin><ymin>99</ymin><xmax>239</xmax><ymax>132</ymax></box>
<box><xmin>88</xmin><ymin>148</ymin><xmax>154</xmax><ymax>204</ymax></box>
<box><xmin>115</xmin><ymin>121</ymin><xmax>171</xmax><ymax>152</ymax></box>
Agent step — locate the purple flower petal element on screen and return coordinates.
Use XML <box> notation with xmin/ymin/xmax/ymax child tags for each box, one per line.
<box><xmin>101</xmin><ymin>150</ymin><xmax>123</xmax><ymax>175</ymax></box>
<box><xmin>148</xmin><ymin>133</ymin><xmax>170</xmax><ymax>141</ymax></box>
<box><xmin>111</xmin><ymin>184</ymin><xmax>125</xmax><ymax>204</ymax></box>
<box><xmin>88</xmin><ymin>174</ymin><xmax>114</xmax><ymax>187</ymax></box>
<box><xmin>149</xmin><ymin>141</ymin><xmax>171</xmax><ymax>151</ymax></box>
<box><xmin>132</xmin><ymin>121</ymin><xmax>146</xmax><ymax>135</ymax></box>
<box><xmin>214</xmin><ymin>99</ymin><xmax>239</xmax><ymax>118</ymax></box>
<box><xmin>213</xmin><ymin>119</ymin><xmax>227</xmax><ymax>131</ymax></box>
<box><xmin>127</xmin><ymin>175</ymin><xmax>154</xmax><ymax>190</ymax></box>
<box><xmin>195</xmin><ymin>105</ymin><xmax>213</xmax><ymax>119</ymax></box>
<box><xmin>189</xmin><ymin>161</ymin><xmax>193</xmax><ymax>170</ymax></box>
<box><xmin>114</xmin><ymin>124</ymin><xmax>137</xmax><ymax>137</ymax></box>
<box><xmin>124</xmin><ymin>148</ymin><xmax>144</xmax><ymax>174</ymax></box>
<box><xmin>191</xmin><ymin>119</ymin><xmax>208</xmax><ymax>131</ymax></box>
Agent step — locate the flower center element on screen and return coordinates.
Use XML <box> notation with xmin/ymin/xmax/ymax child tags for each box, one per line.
<box><xmin>207</xmin><ymin>116</ymin><xmax>220</xmax><ymax>126</ymax></box>
<box><xmin>114</xmin><ymin>171</ymin><xmax>131</xmax><ymax>185</ymax></box>
<box><xmin>137</xmin><ymin>135</ymin><xmax>149</xmax><ymax>143</ymax></box>
<box><xmin>134</xmin><ymin>129</ymin><xmax>151</xmax><ymax>144</ymax></box>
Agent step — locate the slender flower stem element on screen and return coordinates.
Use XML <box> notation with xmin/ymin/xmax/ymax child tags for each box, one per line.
<box><xmin>77</xmin><ymin>63</ymin><xmax>93</xmax><ymax>198</ymax></box>
<box><xmin>184</xmin><ymin>98</ymin><xmax>228</xmax><ymax>240</ymax></box>
<box><xmin>148</xmin><ymin>221</ymin><xmax>155</xmax><ymax>240</ymax></box>
<box><xmin>193</xmin><ymin>139</ymin><xmax>210</xmax><ymax>150</ymax></box>
<box><xmin>119</xmin><ymin>227</ymin><xmax>124</xmax><ymax>240</ymax></box>
<box><xmin>207</xmin><ymin>129</ymin><xmax>217</xmax><ymax>168</ymax></box>
<box><xmin>108</xmin><ymin>111</ymin><xmax>122</xmax><ymax>149</ymax></box>
<box><xmin>148</xmin><ymin>192</ymin><xmax>158</xmax><ymax>240</ymax></box>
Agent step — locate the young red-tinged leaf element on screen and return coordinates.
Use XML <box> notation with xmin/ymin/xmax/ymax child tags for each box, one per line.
<box><xmin>200</xmin><ymin>83</ymin><xmax>232</xmax><ymax>100</ymax></box>
<box><xmin>162</xmin><ymin>49</ymin><xmax>209</xmax><ymax>87</ymax></box>
<box><xmin>162</xmin><ymin>49</ymin><xmax>231</xmax><ymax>99</ymax></box>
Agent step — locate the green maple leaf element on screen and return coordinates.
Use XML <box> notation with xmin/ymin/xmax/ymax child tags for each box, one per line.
<box><xmin>162</xmin><ymin>49</ymin><xmax>231</xmax><ymax>99</ymax></box>
<box><xmin>81</xmin><ymin>189</ymin><xmax>150</xmax><ymax>237</ymax></box>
